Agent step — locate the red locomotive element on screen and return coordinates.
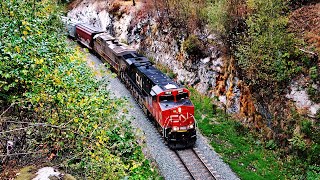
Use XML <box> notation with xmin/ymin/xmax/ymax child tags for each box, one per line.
<box><xmin>65</xmin><ymin>21</ymin><xmax>196</xmax><ymax>148</ymax></box>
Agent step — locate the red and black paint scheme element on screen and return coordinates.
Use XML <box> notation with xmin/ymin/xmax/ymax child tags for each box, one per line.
<box><xmin>75</xmin><ymin>24</ymin><xmax>105</xmax><ymax>49</ymax></box>
<box><xmin>65</xmin><ymin>21</ymin><xmax>196</xmax><ymax>148</ymax></box>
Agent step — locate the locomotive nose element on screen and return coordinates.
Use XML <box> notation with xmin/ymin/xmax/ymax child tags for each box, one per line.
<box><xmin>167</xmin><ymin>105</ymin><xmax>195</xmax><ymax>131</ymax></box>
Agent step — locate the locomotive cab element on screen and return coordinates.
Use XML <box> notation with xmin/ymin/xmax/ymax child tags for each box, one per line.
<box><xmin>153</xmin><ymin>87</ymin><xmax>197</xmax><ymax>148</ymax></box>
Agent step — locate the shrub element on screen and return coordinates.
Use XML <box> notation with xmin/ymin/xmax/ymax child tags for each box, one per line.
<box><xmin>151</xmin><ymin>0</ymin><xmax>207</xmax><ymax>33</ymax></box>
<box><xmin>234</xmin><ymin>0</ymin><xmax>306</xmax><ymax>95</ymax></box>
<box><xmin>307</xmin><ymin>85</ymin><xmax>320</xmax><ymax>103</ymax></box>
<box><xmin>306</xmin><ymin>165</ymin><xmax>320</xmax><ymax>180</ymax></box>
<box><xmin>0</xmin><ymin>0</ymin><xmax>158</xmax><ymax>178</ymax></box>
<box><xmin>182</xmin><ymin>35</ymin><xmax>205</xmax><ymax>59</ymax></box>
<box><xmin>206</xmin><ymin>0</ymin><xmax>228</xmax><ymax>34</ymax></box>
<box><xmin>309</xmin><ymin>66</ymin><xmax>318</xmax><ymax>81</ymax></box>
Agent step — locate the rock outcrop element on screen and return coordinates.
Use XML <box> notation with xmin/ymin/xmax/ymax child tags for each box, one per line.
<box><xmin>67</xmin><ymin>0</ymin><xmax>319</xmax><ymax>120</ymax></box>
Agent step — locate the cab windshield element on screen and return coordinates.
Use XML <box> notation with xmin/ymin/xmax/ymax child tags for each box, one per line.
<box><xmin>159</xmin><ymin>95</ymin><xmax>174</xmax><ymax>102</ymax></box>
<box><xmin>176</xmin><ymin>92</ymin><xmax>189</xmax><ymax>101</ymax></box>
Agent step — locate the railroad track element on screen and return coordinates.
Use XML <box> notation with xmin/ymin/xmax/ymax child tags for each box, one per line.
<box><xmin>174</xmin><ymin>148</ymin><xmax>219</xmax><ymax>180</ymax></box>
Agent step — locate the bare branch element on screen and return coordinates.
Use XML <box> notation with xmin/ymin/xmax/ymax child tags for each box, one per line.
<box><xmin>0</xmin><ymin>102</ymin><xmax>16</xmax><ymax>118</ymax></box>
<box><xmin>4</xmin><ymin>121</ymin><xmax>62</xmax><ymax>128</ymax></box>
<box><xmin>59</xmin><ymin>118</ymin><xmax>74</xmax><ymax>128</ymax></box>
<box><xmin>0</xmin><ymin>151</ymin><xmax>44</xmax><ymax>157</ymax></box>
<box><xmin>299</xmin><ymin>48</ymin><xmax>318</xmax><ymax>56</ymax></box>
<box><xmin>0</xmin><ymin>123</ymin><xmax>69</xmax><ymax>134</ymax></box>
<box><xmin>0</xmin><ymin>127</ymin><xmax>29</xmax><ymax>134</ymax></box>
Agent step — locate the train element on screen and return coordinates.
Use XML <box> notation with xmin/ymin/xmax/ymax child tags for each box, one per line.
<box><xmin>63</xmin><ymin>19</ymin><xmax>196</xmax><ymax>149</ymax></box>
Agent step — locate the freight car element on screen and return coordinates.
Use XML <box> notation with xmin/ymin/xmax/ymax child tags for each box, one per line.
<box><xmin>67</xmin><ymin>22</ymin><xmax>196</xmax><ymax>148</ymax></box>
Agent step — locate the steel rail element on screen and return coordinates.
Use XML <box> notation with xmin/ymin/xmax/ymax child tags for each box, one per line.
<box><xmin>174</xmin><ymin>149</ymin><xmax>217</xmax><ymax>180</ymax></box>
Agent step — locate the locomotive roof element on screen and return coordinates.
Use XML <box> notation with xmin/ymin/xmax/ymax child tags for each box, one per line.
<box><xmin>95</xmin><ymin>33</ymin><xmax>136</xmax><ymax>56</ymax></box>
<box><xmin>76</xmin><ymin>24</ymin><xmax>104</xmax><ymax>34</ymax></box>
<box><xmin>94</xmin><ymin>33</ymin><xmax>115</xmax><ymax>41</ymax></box>
<box><xmin>126</xmin><ymin>57</ymin><xmax>180</xmax><ymax>92</ymax></box>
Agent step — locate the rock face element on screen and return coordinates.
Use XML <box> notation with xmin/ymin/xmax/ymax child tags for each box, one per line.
<box><xmin>286</xmin><ymin>76</ymin><xmax>320</xmax><ymax>117</ymax></box>
<box><xmin>67</xmin><ymin>0</ymin><xmax>241</xmax><ymax>114</ymax></box>
<box><xmin>66</xmin><ymin>0</ymin><xmax>319</xmax><ymax>118</ymax></box>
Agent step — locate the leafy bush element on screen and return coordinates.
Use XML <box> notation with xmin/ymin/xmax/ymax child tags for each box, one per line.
<box><xmin>306</xmin><ymin>165</ymin><xmax>320</xmax><ymax>180</ymax></box>
<box><xmin>307</xmin><ymin>85</ymin><xmax>320</xmax><ymax>103</ymax></box>
<box><xmin>309</xmin><ymin>66</ymin><xmax>318</xmax><ymax>81</ymax></box>
<box><xmin>182</xmin><ymin>35</ymin><xmax>205</xmax><ymax>59</ymax></box>
<box><xmin>152</xmin><ymin>0</ymin><xmax>207</xmax><ymax>33</ymax></box>
<box><xmin>189</xmin><ymin>87</ymin><xmax>288</xmax><ymax>179</ymax></box>
<box><xmin>235</xmin><ymin>0</ymin><xmax>305</xmax><ymax>93</ymax></box>
<box><xmin>0</xmin><ymin>0</ymin><xmax>158</xmax><ymax>178</ymax></box>
<box><xmin>206</xmin><ymin>0</ymin><xmax>229</xmax><ymax>34</ymax></box>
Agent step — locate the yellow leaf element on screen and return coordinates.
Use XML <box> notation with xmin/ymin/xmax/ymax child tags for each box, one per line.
<box><xmin>35</xmin><ymin>58</ymin><xmax>44</xmax><ymax>65</ymax></box>
<box><xmin>10</xmin><ymin>11</ymin><xmax>14</xmax><ymax>16</ymax></box>
<box><xmin>93</xmin><ymin>124</ymin><xmax>98</xmax><ymax>129</ymax></box>
<box><xmin>22</xmin><ymin>31</ymin><xmax>28</xmax><ymax>36</ymax></box>
<box><xmin>22</xmin><ymin>21</ymin><xmax>27</xmax><ymax>25</ymax></box>
<box><xmin>15</xmin><ymin>46</ymin><xmax>20</xmax><ymax>53</ymax></box>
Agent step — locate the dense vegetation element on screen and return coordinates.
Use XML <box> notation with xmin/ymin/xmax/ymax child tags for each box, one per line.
<box><xmin>206</xmin><ymin>0</ymin><xmax>319</xmax><ymax>179</ymax></box>
<box><xmin>190</xmin><ymin>88</ymin><xmax>320</xmax><ymax>179</ymax></box>
<box><xmin>147</xmin><ymin>0</ymin><xmax>319</xmax><ymax>179</ymax></box>
<box><xmin>0</xmin><ymin>0</ymin><xmax>159</xmax><ymax>178</ymax></box>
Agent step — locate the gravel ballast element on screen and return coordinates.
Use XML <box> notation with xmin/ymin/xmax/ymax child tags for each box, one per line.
<box><xmin>86</xmin><ymin>53</ymin><xmax>239</xmax><ymax>180</ymax></box>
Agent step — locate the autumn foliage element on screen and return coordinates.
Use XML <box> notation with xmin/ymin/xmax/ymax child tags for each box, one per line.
<box><xmin>0</xmin><ymin>0</ymin><xmax>158</xmax><ymax>178</ymax></box>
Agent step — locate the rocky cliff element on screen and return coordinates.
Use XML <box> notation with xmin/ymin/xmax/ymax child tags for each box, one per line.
<box><xmin>67</xmin><ymin>0</ymin><xmax>319</xmax><ymax>128</ymax></box>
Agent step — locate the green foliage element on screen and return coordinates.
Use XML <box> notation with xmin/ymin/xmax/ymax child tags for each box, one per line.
<box><xmin>189</xmin><ymin>87</ymin><xmax>287</xmax><ymax>179</ymax></box>
<box><xmin>301</xmin><ymin>119</ymin><xmax>312</xmax><ymax>137</ymax></box>
<box><xmin>307</xmin><ymin>85</ymin><xmax>320</xmax><ymax>103</ymax></box>
<box><xmin>182</xmin><ymin>35</ymin><xmax>205</xmax><ymax>59</ymax></box>
<box><xmin>235</xmin><ymin>0</ymin><xmax>304</xmax><ymax>92</ymax></box>
<box><xmin>306</xmin><ymin>165</ymin><xmax>320</xmax><ymax>180</ymax></box>
<box><xmin>317</xmin><ymin>109</ymin><xmax>320</xmax><ymax>119</ymax></box>
<box><xmin>265</xmin><ymin>140</ymin><xmax>277</xmax><ymax>150</ymax></box>
<box><xmin>201</xmin><ymin>0</ymin><xmax>320</xmax><ymax>178</ymax></box>
<box><xmin>0</xmin><ymin>0</ymin><xmax>159</xmax><ymax>178</ymax></box>
<box><xmin>309</xmin><ymin>66</ymin><xmax>318</xmax><ymax>81</ymax></box>
<box><xmin>189</xmin><ymin>87</ymin><xmax>320</xmax><ymax>179</ymax></box>
<box><xmin>289</xmin><ymin>133</ymin><xmax>307</xmax><ymax>152</ymax></box>
<box><xmin>206</xmin><ymin>0</ymin><xmax>229</xmax><ymax>33</ymax></box>
<box><xmin>154</xmin><ymin>0</ymin><xmax>207</xmax><ymax>33</ymax></box>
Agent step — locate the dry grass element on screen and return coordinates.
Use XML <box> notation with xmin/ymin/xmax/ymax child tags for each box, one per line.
<box><xmin>289</xmin><ymin>3</ymin><xmax>320</xmax><ymax>52</ymax></box>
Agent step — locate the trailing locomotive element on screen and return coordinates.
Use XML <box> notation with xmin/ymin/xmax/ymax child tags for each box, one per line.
<box><xmin>64</xmin><ymin>21</ymin><xmax>196</xmax><ymax>148</ymax></box>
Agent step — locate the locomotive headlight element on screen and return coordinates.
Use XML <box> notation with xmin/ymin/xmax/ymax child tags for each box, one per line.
<box><xmin>178</xmin><ymin>107</ymin><xmax>181</xmax><ymax>113</ymax></box>
<box><xmin>172</xmin><ymin>126</ymin><xmax>179</xmax><ymax>131</ymax></box>
<box><xmin>188</xmin><ymin>124</ymin><xmax>194</xmax><ymax>129</ymax></box>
